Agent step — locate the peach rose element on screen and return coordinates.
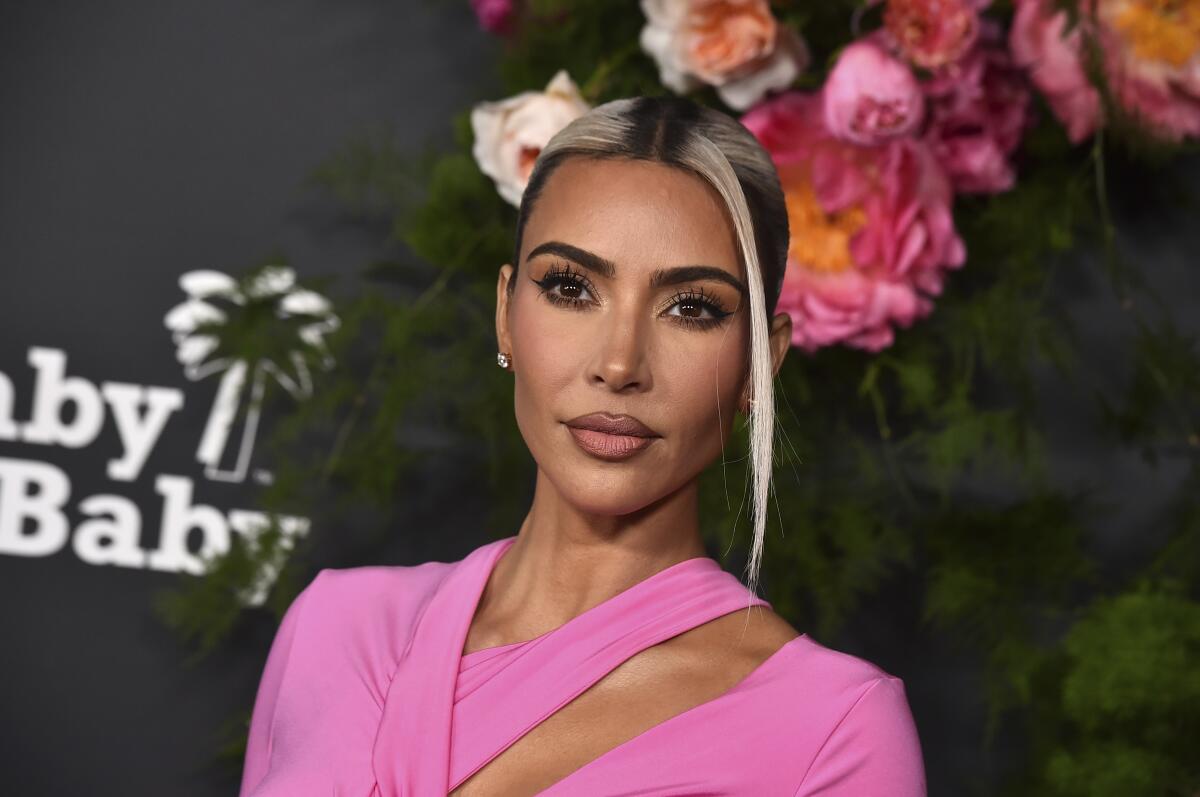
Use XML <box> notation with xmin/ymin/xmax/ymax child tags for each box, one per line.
<box><xmin>470</xmin><ymin>70</ymin><xmax>590</xmax><ymax>207</ymax></box>
<box><xmin>883</xmin><ymin>0</ymin><xmax>985</xmax><ymax>69</ymax></box>
<box><xmin>639</xmin><ymin>0</ymin><xmax>810</xmax><ymax>110</ymax></box>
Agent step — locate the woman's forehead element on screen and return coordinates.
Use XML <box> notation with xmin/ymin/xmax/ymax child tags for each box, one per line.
<box><xmin>521</xmin><ymin>158</ymin><xmax>742</xmax><ymax>277</ymax></box>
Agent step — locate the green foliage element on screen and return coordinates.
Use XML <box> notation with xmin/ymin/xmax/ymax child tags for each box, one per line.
<box><xmin>501</xmin><ymin>0</ymin><xmax>663</xmax><ymax>101</ymax></box>
<box><xmin>153</xmin><ymin>517</ymin><xmax>296</xmax><ymax>663</ymax></box>
<box><xmin>1061</xmin><ymin>584</ymin><xmax>1200</xmax><ymax>735</ymax></box>
<box><xmin>1098</xmin><ymin>317</ymin><xmax>1200</xmax><ymax>460</ymax></box>
<box><xmin>1037</xmin><ymin>582</ymin><xmax>1200</xmax><ymax>796</ymax></box>
<box><xmin>924</xmin><ymin>494</ymin><xmax>1095</xmax><ymax>734</ymax></box>
<box><xmin>308</xmin><ymin>126</ymin><xmax>424</xmax><ymax>214</ymax></box>
<box><xmin>159</xmin><ymin>2</ymin><xmax>1200</xmax><ymax>793</ymax></box>
<box><xmin>209</xmin><ymin>708</ymin><xmax>254</xmax><ymax>778</ymax></box>
<box><xmin>402</xmin><ymin>149</ymin><xmax>515</xmax><ymax>274</ymax></box>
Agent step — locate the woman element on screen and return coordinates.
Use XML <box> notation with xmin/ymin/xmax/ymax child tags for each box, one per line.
<box><xmin>239</xmin><ymin>95</ymin><xmax>926</xmax><ymax>796</ymax></box>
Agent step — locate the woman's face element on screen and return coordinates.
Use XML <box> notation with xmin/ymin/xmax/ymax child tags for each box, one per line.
<box><xmin>495</xmin><ymin>156</ymin><xmax>790</xmax><ymax>516</ymax></box>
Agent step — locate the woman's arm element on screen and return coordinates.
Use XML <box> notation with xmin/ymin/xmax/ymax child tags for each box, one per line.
<box><xmin>238</xmin><ymin>573</ymin><xmax>321</xmax><ymax>796</ymax></box>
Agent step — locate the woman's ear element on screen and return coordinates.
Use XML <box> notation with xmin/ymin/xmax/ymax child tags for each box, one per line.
<box><xmin>768</xmin><ymin>311</ymin><xmax>793</xmax><ymax>377</ymax></box>
<box><xmin>740</xmin><ymin>312</ymin><xmax>794</xmax><ymax>414</ymax></box>
<box><xmin>495</xmin><ymin>264</ymin><xmax>515</xmax><ymax>360</ymax></box>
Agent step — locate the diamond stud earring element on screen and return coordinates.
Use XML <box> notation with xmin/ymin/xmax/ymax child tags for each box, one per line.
<box><xmin>496</xmin><ymin>352</ymin><xmax>511</xmax><ymax>369</ymax></box>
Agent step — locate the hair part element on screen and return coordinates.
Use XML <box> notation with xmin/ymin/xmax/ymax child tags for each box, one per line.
<box><xmin>509</xmin><ymin>95</ymin><xmax>789</xmax><ymax>598</ymax></box>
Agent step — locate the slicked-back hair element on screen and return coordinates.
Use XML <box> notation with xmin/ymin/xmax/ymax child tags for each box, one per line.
<box><xmin>508</xmin><ymin>95</ymin><xmax>789</xmax><ymax>598</ymax></box>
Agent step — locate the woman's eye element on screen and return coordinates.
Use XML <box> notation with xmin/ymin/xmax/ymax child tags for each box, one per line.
<box><xmin>549</xmin><ymin>276</ymin><xmax>592</xmax><ymax>303</ymax></box>
<box><xmin>667</xmin><ymin>297</ymin><xmax>715</xmax><ymax>320</ymax></box>
<box><xmin>533</xmin><ymin>268</ymin><xmax>596</xmax><ymax>307</ymax></box>
<box><xmin>664</xmin><ymin>292</ymin><xmax>732</xmax><ymax>330</ymax></box>
<box><xmin>533</xmin><ymin>267</ymin><xmax>731</xmax><ymax>330</ymax></box>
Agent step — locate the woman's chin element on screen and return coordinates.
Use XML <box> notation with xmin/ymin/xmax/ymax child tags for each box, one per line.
<box><xmin>552</xmin><ymin>476</ymin><xmax>669</xmax><ymax>518</ymax></box>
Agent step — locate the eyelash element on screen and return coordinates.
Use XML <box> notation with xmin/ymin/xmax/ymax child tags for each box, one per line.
<box><xmin>531</xmin><ymin>261</ymin><xmax>734</xmax><ymax>331</ymax></box>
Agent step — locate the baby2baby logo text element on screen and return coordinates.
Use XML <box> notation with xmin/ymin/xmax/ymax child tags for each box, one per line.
<box><xmin>0</xmin><ymin>266</ymin><xmax>338</xmax><ymax>604</ymax></box>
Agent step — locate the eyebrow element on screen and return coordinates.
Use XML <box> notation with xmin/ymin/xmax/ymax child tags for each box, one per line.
<box><xmin>526</xmin><ymin>240</ymin><xmax>747</xmax><ymax>297</ymax></box>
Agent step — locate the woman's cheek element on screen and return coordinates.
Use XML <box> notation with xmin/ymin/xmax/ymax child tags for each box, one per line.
<box><xmin>660</xmin><ymin>333</ymin><xmax>746</xmax><ymax>451</ymax></box>
<box><xmin>510</xmin><ymin>299</ymin><xmax>578</xmax><ymax>444</ymax></box>
<box><xmin>514</xmin><ymin>301</ymin><xmax>582</xmax><ymax>389</ymax></box>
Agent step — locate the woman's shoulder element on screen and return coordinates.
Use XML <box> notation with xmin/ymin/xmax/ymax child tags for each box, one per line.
<box><xmin>781</xmin><ymin>633</ymin><xmax>901</xmax><ymax>692</ymax></box>
<box><xmin>303</xmin><ymin>557</ymin><xmax>454</xmax><ymax>612</ymax></box>
<box><xmin>287</xmin><ymin>545</ymin><xmax>481</xmax><ymax>641</ymax></box>
<box><xmin>769</xmin><ymin>635</ymin><xmax>926</xmax><ymax>796</ymax></box>
<box><xmin>769</xmin><ymin>633</ymin><xmax>914</xmax><ymax>729</ymax></box>
<box><xmin>300</xmin><ymin>535</ymin><xmax>511</xmax><ymax>606</ymax></box>
<box><xmin>264</xmin><ymin>559</ymin><xmax>453</xmax><ymax>679</ymax></box>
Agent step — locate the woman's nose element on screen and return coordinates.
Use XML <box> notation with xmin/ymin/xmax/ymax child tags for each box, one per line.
<box><xmin>587</xmin><ymin>301</ymin><xmax>652</xmax><ymax>393</ymax></box>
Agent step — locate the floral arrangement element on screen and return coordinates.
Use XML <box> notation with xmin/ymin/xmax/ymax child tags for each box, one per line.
<box><xmin>470</xmin><ymin>0</ymin><xmax>1200</xmax><ymax>352</ymax></box>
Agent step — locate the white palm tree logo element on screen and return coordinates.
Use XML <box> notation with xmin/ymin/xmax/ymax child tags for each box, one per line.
<box><xmin>163</xmin><ymin>265</ymin><xmax>339</xmax><ymax>483</ymax></box>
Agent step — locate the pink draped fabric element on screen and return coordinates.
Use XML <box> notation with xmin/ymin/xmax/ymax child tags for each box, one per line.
<box><xmin>239</xmin><ymin>535</ymin><xmax>926</xmax><ymax>795</ymax></box>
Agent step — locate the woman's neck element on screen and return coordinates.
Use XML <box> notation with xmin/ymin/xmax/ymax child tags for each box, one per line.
<box><xmin>467</xmin><ymin>471</ymin><xmax>708</xmax><ymax>650</ymax></box>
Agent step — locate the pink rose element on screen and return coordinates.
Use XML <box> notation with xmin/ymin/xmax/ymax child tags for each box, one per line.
<box><xmin>883</xmin><ymin>0</ymin><xmax>985</xmax><ymax>69</ymax></box>
<box><xmin>742</xmin><ymin>92</ymin><xmax>965</xmax><ymax>352</ymax></box>
<box><xmin>1010</xmin><ymin>0</ymin><xmax>1200</xmax><ymax>143</ymax></box>
<box><xmin>1096</xmin><ymin>0</ymin><xmax>1200</xmax><ymax>140</ymax></box>
<box><xmin>471</xmin><ymin>0</ymin><xmax>516</xmax><ymax>35</ymax></box>
<box><xmin>639</xmin><ymin>0</ymin><xmax>810</xmax><ymax>110</ymax></box>
<box><xmin>922</xmin><ymin>21</ymin><xmax>1033</xmax><ymax>193</ymax></box>
<box><xmin>824</xmin><ymin>40</ymin><xmax>925</xmax><ymax>146</ymax></box>
<box><xmin>1009</xmin><ymin>0</ymin><xmax>1103</xmax><ymax>142</ymax></box>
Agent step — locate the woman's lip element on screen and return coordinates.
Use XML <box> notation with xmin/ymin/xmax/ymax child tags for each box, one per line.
<box><xmin>563</xmin><ymin>412</ymin><xmax>659</xmax><ymax>437</ymax></box>
<box><xmin>567</xmin><ymin>426</ymin><xmax>657</xmax><ymax>461</ymax></box>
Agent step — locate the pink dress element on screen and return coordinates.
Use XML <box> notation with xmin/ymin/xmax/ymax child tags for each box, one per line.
<box><xmin>239</xmin><ymin>535</ymin><xmax>926</xmax><ymax>796</ymax></box>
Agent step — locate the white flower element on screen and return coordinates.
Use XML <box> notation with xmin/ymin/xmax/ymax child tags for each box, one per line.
<box><xmin>470</xmin><ymin>69</ymin><xmax>591</xmax><ymax>207</ymax></box>
<box><xmin>639</xmin><ymin>0</ymin><xmax>809</xmax><ymax>111</ymax></box>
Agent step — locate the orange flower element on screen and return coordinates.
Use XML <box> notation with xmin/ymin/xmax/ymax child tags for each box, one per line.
<box><xmin>1109</xmin><ymin>0</ymin><xmax>1200</xmax><ymax>67</ymax></box>
<box><xmin>779</xmin><ymin>164</ymin><xmax>867</xmax><ymax>274</ymax></box>
<box><xmin>884</xmin><ymin>0</ymin><xmax>982</xmax><ymax>69</ymax></box>
<box><xmin>640</xmin><ymin>0</ymin><xmax>810</xmax><ymax>110</ymax></box>
<box><xmin>1011</xmin><ymin>0</ymin><xmax>1200</xmax><ymax>142</ymax></box>
<box><xmin>684</xmin><ymin>0</ymin><xmax>778</xmax><ymax>82</ymax></box>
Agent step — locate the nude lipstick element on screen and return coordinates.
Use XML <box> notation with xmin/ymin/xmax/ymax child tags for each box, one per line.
<box><xmin>564</xmin><ymin>412</ymin><xmax>660</xmax><ymax>462</ymax></box>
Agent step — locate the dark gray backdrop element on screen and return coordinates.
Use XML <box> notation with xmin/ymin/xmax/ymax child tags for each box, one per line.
<box><xmin>1</xmin><ymin>2</ymin><xmax>499</xmax><ymax>795</ymax></box>
<box><xmin>2</xmin><ymin>2</ymin><xmax>1196</xmax><ymax>796</ymax></box>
